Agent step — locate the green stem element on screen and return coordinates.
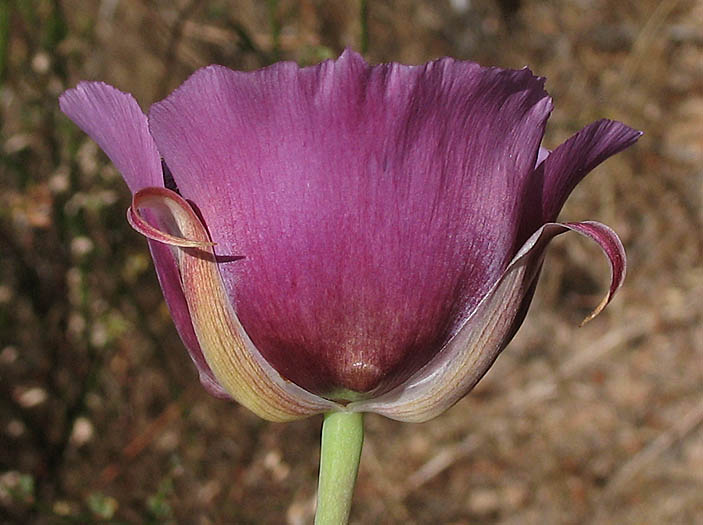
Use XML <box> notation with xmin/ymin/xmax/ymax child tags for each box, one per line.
<box><xmin>315</xmin><ymin>411</ymin><xmax>364</xmax><ymax>525</ymax></box>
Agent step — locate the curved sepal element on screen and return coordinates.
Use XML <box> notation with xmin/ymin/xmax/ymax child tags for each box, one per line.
<box><xmin>128</xmin><ymin>187</ymin><xmax>343</xmax><ymax>421</ymax></box>
<box><xmin>349</xmin><ymin>220</ymin><xmax>626</xmax><ymax>422</ymax></box>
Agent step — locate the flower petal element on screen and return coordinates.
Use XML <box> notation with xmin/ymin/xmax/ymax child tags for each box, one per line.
<box><xmin>128</xmin><ymin>187</ymin><xmax>343</xmax><ymax>421</ymax></box>
<box><xmin>541</xmin><ymin>119</ymin><xmax>642</xmax><ymax>222</ymax></box>
<box><xmin>60</xmin><ymin>82</ymin><xmax>229</xmax><ymax>399</ymax></box>
<box><xmin>147</xmin><ymin>239</ymin><xmax>231</xmax><ymax>399</ymax></box>
<box><xmin>59</xmin><ymin>82</ymin><xmax>161</xmax><ymax>192</ymax></box>
<box><xmin>147</xmin><ymin>50</ymin><xmax>554</xmax><ymax>397</ymax></box>
<box><xmin>350</xmin><ymin>220</ymin><xmax>626</xmax><ymax>422</ymax></box>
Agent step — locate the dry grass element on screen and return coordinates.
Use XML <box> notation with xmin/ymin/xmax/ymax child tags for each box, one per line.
<box><xmin>1</xmin><ymin>1</ymin><xmax>701</xmax><ymax>523</ymax></box>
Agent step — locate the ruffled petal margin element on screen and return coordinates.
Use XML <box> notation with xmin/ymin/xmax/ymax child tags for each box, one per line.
<box><xmin>348</xmin><ymin>220</ymin><xmax>626</xmax><ymax>422</ymax></box>
<box><xmin>128</xmin><ymin>187</ymin><xmax>342</xmax><ymax>421</ymax></box>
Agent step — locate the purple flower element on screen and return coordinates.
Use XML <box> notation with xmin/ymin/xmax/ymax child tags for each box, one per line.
<box><xmin>60</xmin><ymin>50</ymin><xmax>640</xmax><ymax>422</ymax></box>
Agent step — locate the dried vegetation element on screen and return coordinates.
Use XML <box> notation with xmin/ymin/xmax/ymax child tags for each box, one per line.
<box><xmin>0</xmin><ymin>0</ymin><xmax>701</xmax><ymax>523</ymax></box>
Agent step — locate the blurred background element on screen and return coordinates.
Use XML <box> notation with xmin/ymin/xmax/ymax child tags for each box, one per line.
<box><xmin>0</xmin><ymin>0</ymin><xmax>701</xmax><ymax>523</ymax></box>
